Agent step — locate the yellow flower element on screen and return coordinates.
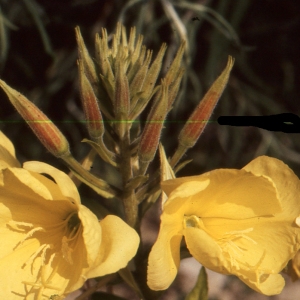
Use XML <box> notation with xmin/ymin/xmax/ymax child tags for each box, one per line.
<box><xmin>0</xmin><ymin>131</ymin><xmax>140</xmax><ymax>299</ymax></box>
<box><xmin>147</xmin><ymin>156</ymin><xmax>300</xmax><ymax>295</ymax></box>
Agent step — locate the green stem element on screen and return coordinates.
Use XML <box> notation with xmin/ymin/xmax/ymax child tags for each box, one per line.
<box><xmin>170</xmin><ymin>143</ymin><xmax>189</xmax><ymax>168</ymax></box>
<box><xmin>139</xmin><ymin>160</ymin><xmax>150</xmax><ymax>176</ymax></box>
<box><xmin>120</xmin><ymin>129</ymin><xmax>138</xmax><ymax>227</ymax></box>
<box><xmin>62</xmin><ymin>153</ymin><xmax>118</xmax><ymax>199</ymax></box>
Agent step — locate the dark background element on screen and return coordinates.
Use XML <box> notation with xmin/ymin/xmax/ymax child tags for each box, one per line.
<box><xmin>1</xmin><ymin>1</ymin><xmax>300</xmax><ymax>299</ymax></box>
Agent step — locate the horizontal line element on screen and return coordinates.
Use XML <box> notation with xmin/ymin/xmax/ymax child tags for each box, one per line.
<box><xmin>0</xmin><ymin>120</ymin><xmax>217</xmax><ymax>124</ymax></box>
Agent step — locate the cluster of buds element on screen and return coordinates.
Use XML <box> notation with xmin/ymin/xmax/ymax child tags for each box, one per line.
<box><xmin>76</xmin><ymin>23</ymin><xmax>186</xmax><ymax>175</ymax></box>
<box><xmin>0</xmin><ymin>23</ymin><xmax>233</xmax><ymax>227</ymax></box>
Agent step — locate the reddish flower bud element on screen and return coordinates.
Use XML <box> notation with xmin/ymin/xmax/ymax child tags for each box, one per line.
<box><xmin>178</xmin><ymin>56</ymin><xmax>234</xmax><ymax>148</ymax></box>
<box><xmin>78</xmin><ymin>59</ymin><xmax>104</xmax><ymax>140</ymax></box>
<box><xmin>0</xmin><ymin>80</ymin><xmax>70</xmax><ymax>157</ymax></box>
<box><xmin>139</xmin><ymin>81</ymin><xmax>168</xmax><ymax>163</ymax></box>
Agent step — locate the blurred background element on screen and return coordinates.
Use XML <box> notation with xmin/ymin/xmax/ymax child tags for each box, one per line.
<box><xmin>1</xmin><ymin>0</ymin><xmax>300</xmax><ymax>299</ymax></box>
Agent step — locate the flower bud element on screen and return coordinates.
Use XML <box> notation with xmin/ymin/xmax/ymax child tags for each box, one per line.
<box><xmin>164</xmin><ymin>41</ymin><xmax>185</xmax><ymax>86</ymax></box>
<box><xmin>78</xmin><ymin>59</ymin><xmax>104</xmax><ymax>140</ymax></box>
<box><xmin>178</xmin><ymin>56</ymin><xmax>234</xmax><ymax>148</ymax></box>
<box><xmin>140</xmin><ymin>43</ymin><xmax>167</xmax><ymax>103</ymax></box>
<box><xmin>114</xmin><ymin>60</ymin><xmax>130</xmax><ymax>139</ymax></box>
<box><xmin>139</xmin><ymin>81</ymin><xmax>168</xmax><ymax>164</ymax></box>
<box><xmin>0</xmin><ymin>80</ymin><xmax>70</xmax><ymax>157</ymax></box>
<box><xmin>75</xmin><ymin>26</ymin><xmax>98</xmax><ymax>88</ymax></box>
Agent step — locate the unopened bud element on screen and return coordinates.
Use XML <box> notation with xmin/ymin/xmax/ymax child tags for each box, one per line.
<box><xmin>115</xmin><ymin>60</ymin><xmax>130</xmax><ymax>139</ymax></box>
<box><xmin>75</xmin><ymin>27</ymin><xmax>98</xmax><ymax>87</ymax></box>
<box><xmin>178</xmin><ymin>56</ymin><xmax>234</xmax><ymax>148</ymax></box>
<box><xmin>140</xmin><ymin>43</ymin><xmax>167</xmax><ymax>103</ymax></box>
<box><xmin>139</xmin><ymin>81</ymin><xmax>168</xmax><ymax>164</ymax></box>
<box><xmin>78</xmin><ymin>59</ymin><xmax>104</xmax><ymax>140</ymax></box>
<box><xmin>0</xmin><ymin>80</ymin><xmax>70</xmax><ymax>157</ymax></box>
<box><xmin>164</xmin><ymin>41</ymin><xmax>185</xmax><ymax>86</ymax></box>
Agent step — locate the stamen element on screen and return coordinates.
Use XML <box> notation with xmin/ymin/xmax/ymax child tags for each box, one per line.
<box><xmin>218</xmin><ymin>227</ymin><xmax>258</xmax><ymax>271</ymax></box>
<box><xmin>14</xmin><ymin>226</ymin><xmax>45</xmax><ymax>250</ymax></box>
<box><xmin>61</xmin><ymin>236</ymin><xmax>74</xmax><ymax>264</ymax></box>
<box><xmin>22</xmin><ymin>243</ymin><xmax>48</xmax><ymax>270</ymax></box>
<box><xmin>7</xmin><ymin>220</ymin><xmax>34</xmax><ymax>232</ymax></box>
<box><xmin>22</xmin><ymin>263</ymin><xmax>62</xmax><ymax>299</ymax></box>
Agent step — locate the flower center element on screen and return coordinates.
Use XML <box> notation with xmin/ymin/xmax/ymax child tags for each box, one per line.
<box><xmin>183</xmin><ymin>215</ymin><xmax>204</xmax><ymax>229</ymax></box>
<box><xmin>61</xmin><ymin>212</ymin><xmax>82</xmax><ymax>264</ymax></box>
<box><xmin>66</xmin><ymin>212</ymin><xmax>81</xmax><ymax>238</ymax></box>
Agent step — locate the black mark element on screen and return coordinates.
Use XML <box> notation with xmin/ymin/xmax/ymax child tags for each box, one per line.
<box><xmin>217</xmin><ymin>113</ymin><xmax>300</xmax><ymax>133</ymax></box>
<box><xmin>192</xmin><ymin>17</ymin><xmax>200</xmax><ymax>21</ymax></box>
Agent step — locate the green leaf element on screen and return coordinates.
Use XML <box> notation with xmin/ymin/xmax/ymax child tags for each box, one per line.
<box><xmin>185</xmin><ymin>267</ymin><xmax>208</xmax><ymax>300</ymax></box>
<box><xmin>125</xmin><ymin>174</ymin><xmax>149</xmax><ymax>190</ymax></box>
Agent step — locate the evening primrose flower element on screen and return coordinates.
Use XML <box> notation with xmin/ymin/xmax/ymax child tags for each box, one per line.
<box><xmin>147</xmin><ymin>156</ymin><xmax>300</xmax><ymax>295</ymax></box>
<box><xmin>0</xmin><ymin>132</ymin><xmax>140</xmax><ymax>299</ymax></box>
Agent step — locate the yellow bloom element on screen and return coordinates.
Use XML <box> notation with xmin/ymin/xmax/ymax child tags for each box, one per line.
<box><xmin>0</xmin><ymin>132</ymin><xmax>140</xmax><ymax>299</ymax></box>
<box><xmin>147</xmin><ymin>156</ymin><xmax>300</xmax><ymax>295</ymax></box>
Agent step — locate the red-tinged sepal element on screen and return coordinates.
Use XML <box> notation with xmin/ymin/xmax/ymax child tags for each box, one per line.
<box><xmin>78</xmin><ymin>59</ymin><xmax>105</xmax><ymax>140</ymax></box>
<box><xmin>138</xmin><ymin>81</ymin><xmax>168</xmax><ymax>174</ymax></box>
<box><xmin>0</xmin><ymin>80</ymin><xmax>70</xmax><ymax>158</ymax></box>
<box><xmin>178</xmin><ymin>56</ymin><xmax>234</xmax><ymax>148</ymax></box>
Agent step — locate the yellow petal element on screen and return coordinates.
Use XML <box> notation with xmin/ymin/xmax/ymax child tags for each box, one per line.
<box><xmin>161</xmin><ymin>175</ymin><xmax>209</xmax><ymax>197</ymax></box>
<box><xmin>0</xmin><ymin>236</ymin><xmax>45</xmax><ymax>298</ymax></box>
<box><xmin>197</xmin><ymin>216</ymin><xmax>295</xmax><ymax>263</ymax></box>
<box><xmin>24</xmin><ymin>161</ymin><xmax>81</xmax><ymax>205</ymax></box>
<box><xmin>184</xmin><ymin>218</ymin><xmax>296</xmax><ymax>294</ymax></box>
<box><xmin>0</xmin><ymin>131</ymin><xmax>20</xmax><ymax>169</ymax></box>
<box><xmin>0</xmin><ymin>168</ymin><xmax>76</xmax><ymax>225</ymax></box>
<box><xmin>238</xmin><ymin>270</ymin><xmax>285</xmax><ymax>295</ymax></box>
<box><xmin>147</xmin><ymin>213</ymin><xmax>183</xmax><ymax>290</ymax></box>
<box><xmin>85</xmin><ymin>215</ymin><xmax>140</xmax><ymax>278</ymax></box>
<box><xmin>184</xmin><ymin>169</ymin><xmax>281</xmax><ymax>219</ymax></box>
<box><xmin>163</xmin><ymin>180</ymin><xmax>210</xmax><ymax>215</ymax></box>
<box><xmin>78</xmin><ymin>205</ymin><xmax>102</xmax><ymax>264</ymax></box>
<box><xmin>243</xmin><ymin>156</ymin><xmax>300</xmax><ymax>219</ymax></box>
<box><xmin>183</xmin><ymin>227</ymin><xmax>228</xmax><ymax>273</ymax></box>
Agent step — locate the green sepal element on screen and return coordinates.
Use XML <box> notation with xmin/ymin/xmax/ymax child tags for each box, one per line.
<box><xmin>185</xmin><ymin>267</ymin><xmax>208</xmax><ymax>300</ymax></box>
<box><xmin>125</xmin><ymin>174</ymin><xmax>149</xmax><ymax>190</ymax></box>
<box><xmin>82</xmin><ymin>138</ymin><xmax>117</xmax><ymax>167</ymax></box>
<box><xmin>174</xmin><ymin>159</ymin><xmax>193</xmax><ymax>173</ymax></box>
<box><xmin>100</xmin><ymin>74</ymin><xmax>115</xmax><ymax>103</ymax></box>
<box><xmin>68</xmin><ymin>166</ymin><xmax>115</xmax><ymax>198</ymax></box>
